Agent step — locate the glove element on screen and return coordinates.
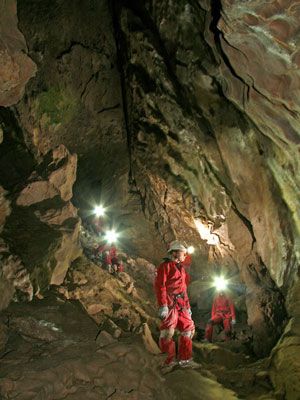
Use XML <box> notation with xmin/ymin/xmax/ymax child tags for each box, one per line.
<box><xmin>158</xmin><ymin>306</ymin><xmax>169</xmax><ymax>320</ymax></box>
<box><xmin>231</xmin><ymin>319</ymin><xmax>236</xmax><ymax>325</ymax></box>
<box><xmin>106</xmin><ymin>264</ymin><xmax>113</xmax><ymax>273</ymax></box>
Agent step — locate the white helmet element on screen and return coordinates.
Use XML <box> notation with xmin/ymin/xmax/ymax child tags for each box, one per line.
<box><xmin>168</xmin><ymin>240</ymin><xmax>187</xmax><ymax>253</ymax></box>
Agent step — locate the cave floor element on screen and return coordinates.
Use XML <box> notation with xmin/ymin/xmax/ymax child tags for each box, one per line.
<box><xmin>0</xmin><ymin>293</ymin><xmax>276</xmax><ymax>400</ymax></box>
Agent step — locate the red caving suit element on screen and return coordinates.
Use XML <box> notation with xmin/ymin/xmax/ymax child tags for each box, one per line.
<box><xmin>205</xmin><ymin>293</ymin><xmax>236</xmax><ymax>342</ymax></box>
<box><xmin>95</xmin><ymin>244</ymin><xmax>123</xmax><ymax>272</ymax></box>
<box><xmin>155</xmin><ymin>258</ymin><xmax>195</xmax><ymax>364</ymax></box>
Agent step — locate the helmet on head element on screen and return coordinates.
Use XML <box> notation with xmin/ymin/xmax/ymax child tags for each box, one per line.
<box><xmin>167</xmin><ymin>240</ymin><xmax>187</xmax><ymax>253</ymax></box>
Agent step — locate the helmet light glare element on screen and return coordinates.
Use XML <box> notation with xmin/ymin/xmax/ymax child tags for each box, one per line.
<box><xmin>187</xmin><ymin>246</ymin><xmax>195</xmax><ymax>254</ymax></box>
<box><xmin>94</xmin><ymin>205</ymin><xmax>105</xmax><ymax>217</ymax></box>
<box><xmin>214</xmin><ymin>276</ymin><xmax>228</xmax><ymax>291</ymax></box>
<box><xmin>105</xmin><ymin>229</ymin><xmax>119</xmax><ymax>243</ymax></box>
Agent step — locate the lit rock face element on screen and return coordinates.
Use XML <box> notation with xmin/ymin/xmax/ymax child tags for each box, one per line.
<box><xmin>59</xmin><ymin>255</ymin><xmax>158</xmax><ymax>333</ymax></box>
<box><xmin>0</xmin><ymin>1</ymin><xmax>299</xmax><ymax>395</ymax></box>
<box><xmin>2</xmin><ymin>0</ymin><xmax>298</xmax><ymax>363</ymax></box>
<box><xmin>0</xmin><ymin>0</ymin><xmax>36</xmax><ymax>106</ymax></box>
<box><xmin>114</xmin><ymin>0</ymin><xmax>296</xmax><ymax>356</ymax></box>
<box><xmin>199</xmin><ymin>0</ymin><xmax>300</xmax><ymax>287</ymax></box>
<box><xmin>14</xmin><ymin>0</ymin><xmax>164</xmax><ymax>262</ymax></box>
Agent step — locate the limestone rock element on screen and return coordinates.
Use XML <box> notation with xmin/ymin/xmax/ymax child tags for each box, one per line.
<box><xmin>16</xmin><ymin>180</ymin><xmax>59</xmax><ymax>206</ymax></box>
<box><xmin>14</xmin><ymin>0</ymin><xmax>165</xmax><ymax>264</ymax></box>
<box><xmin>62</xmin><ymin>256</ymin><xmax>158</xmax><ymax>336</ymax></box>
<box><xmin>141</xmin><ymin>322</ymin><xmax>160</xmax><ymax>355</ymax></box>
<box><xmin>0</xmin><ymin>0</ymin><xmax>36</xmax><ymax>106</ymax></box>
<box><xmin>0</xmin><ymin>186</ymin><xmax>10</xmax><ymax>232</ymax></box>
<box><xmin>0</xmin><ymin>237</ymin><xmax>33</xmax><ymax>311</ymax></box>
<box><xmin>1</xmin><ymin>0</ymin><xmax>299</xmax><ymax>395</ymax></box>
<box><xmin>35</xmin><ymin>202</ymin><xmax>78</xmax><ymax>226</ymax></box>
<box><xmin>2</xmin><ymin>145</ymin><xmax>81</xmax><ymax>301</ymax></box>
<box><xmin>193</xmin><ymin>342</ymin><xmax>247</xmax><ymax>370</ymax></box>
<box><xmin>0</xmin><ymin>321</ymin><xmax>8</xmax><ymax>352</ymax></box>
<box><xmin>9</xmin><ymin>316</ymin><xmax>61</xmax><ymax>342</ymax></box>
<box><xmin>46</xmin><ymin>144</ymin><xmax>77</xmax><ymax>202</ymax></box>
<box><xmin>165</xmin><ymin>369</ymin><xmax>238</xmax><ymax>400</ymax></box>
<box><xmin>270</xmin><ymin>279</ymin><xmax>300</xmax><ymax>399</ymax></box>
<box><xmin>95</xmin><ymin>330</ymin><xmax>116</xmax><ymax>347</ymax></box>
<box><xmin>101</xmin><ymin>318</ymin><xmax>122</xmax><ymax>339</ymax></box>
<box><xmin>0</xmin><ymin>292</ymin><xmax>240</xmax><ymax>400</ymax></box>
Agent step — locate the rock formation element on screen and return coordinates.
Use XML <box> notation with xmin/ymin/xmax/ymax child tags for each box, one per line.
<box><xmin>0</xmin><ymin>0</ymin><xmax>36</xmax><ymax>106</ymax></box>
<box><xmin>0</xmin><ymin>0</ymin><xmax>299</xmax><ymax>398</ymax></box>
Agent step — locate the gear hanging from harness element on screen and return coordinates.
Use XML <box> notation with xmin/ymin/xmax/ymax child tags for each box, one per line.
<box><xmin>170</xmin><ymin>291</ymin><xmax>189</xmax><ymax>312</ymax></box>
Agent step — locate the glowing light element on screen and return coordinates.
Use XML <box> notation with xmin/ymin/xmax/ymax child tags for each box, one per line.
<box><xmin>187</xmin><ymin>246</ymin><xmax>195</xmax><ymax>254</ymax></box>
<box><xmin>194</xmin><ymin>219</ymin><xmax>211</xmax><ymax>240</ymax></box>
<box><xmin>94</xmin><ymin>205</ymin><xmax>105</xmax><ymax>217</ymax></box>
<box><xmin>206</xmin><ymin>234</ymin><xmax>219</xmax><ymax>245</ymax></box>
<box><xmin>213</xmin><ymin>276</ymin><xmax>228</xmax><ymax>291</ymax></box>
<box><xmin>105</xmin><ymin>229</ymin><xmax>119</xmax><ymax>243</ymax></box>
<box><xmin>193</xmin><ymin>219</ymin><xmax>219</xmax><ymax>246</ymax></box>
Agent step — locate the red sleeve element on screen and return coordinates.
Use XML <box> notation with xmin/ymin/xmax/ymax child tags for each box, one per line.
<box><xmin>185</xmin><ymin>271</ymin><xmax>191</xmax><ymax>287</ymax></box>
<box><xmin>211</xmin><ymin>297</ymin><xmax>217</xmax><ymax>319</ymax></box>
<box><xmin>228</xmin><ymin>297</ymin><xmax>236</xmax><ymax>320</ymax></box>
<box><xmin>110</xmin><ymin>246</ymin><xmax>117</xmax><ymax>258</ymax></box>
<box><xmin>182</xmin><ymin>254</ymin><xmax>192</xmax><ymax>268</ymax></box>
<box><xmin>154</xmin><ymin>262</ymin><xmax>169</xmax><ymax>307</ymax></box>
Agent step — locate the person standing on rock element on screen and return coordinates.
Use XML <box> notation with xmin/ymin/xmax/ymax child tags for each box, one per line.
<box><xmin>204</xmin><ymin>288</ymin><xmax>236</xmax><ymax>343</ymax></box>
<box><xmin>155</xmin><ymin>241</ymin><xmax>196</xmax><ymax>367</ymax></box>
<box><xmin>94</xmin><ymin>242</ymin><xmax>123</xmax><ymax>274</ymax></box>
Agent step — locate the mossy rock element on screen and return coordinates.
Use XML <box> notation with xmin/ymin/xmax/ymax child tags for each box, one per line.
<box><xmin>36</xmin><ymin>87</ymin><xmax>78</xmax><ymax>126</ymax></box>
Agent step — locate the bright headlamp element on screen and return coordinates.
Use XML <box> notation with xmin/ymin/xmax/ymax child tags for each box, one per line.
<box><xmin>213</xmin><ymin>276</ymin><xmax>228</xmax><ymax>291</ymax></box>
<box><xmin>94</xmin><ymin>205</ymin><xmax>105</xmax><ymax>217</ymax></box>
<box><xmin>104</xmin><ymin>229</ymin><xmax>119</xmax><ymax>244</ymax></box>
<box><xmin>187</xmin><ymin>246</ymin><xmax>195</xmax><ymax>254</ymax></box>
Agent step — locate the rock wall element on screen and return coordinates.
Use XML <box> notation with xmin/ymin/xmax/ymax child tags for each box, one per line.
<box><xmin>0</xmin><ymin>0</ymin><xmax>298</xmax><ymax>379</ymax></box>
<box><xmin>112</xmin><ymin>0</ymin><xmax>298</xmax><ymax>357</ymax></box>
<box><xmin>0</xmin><ymin>142</ymin><xmax>81</xmax><ymax>307</ymax></box>
<box><xmin>0</xmin><ymin>8</ymin><xmax>82</xmax><ymax>307</ymax></box>
<box><xmin>13</xmin><ymin>0</ymin><xmax>164</xmax><ymax>262</ymax></box>
<box><xmin>0</xmin><ymin>0</ymin><xmax>36</xmax><ymax>106</ymax></box>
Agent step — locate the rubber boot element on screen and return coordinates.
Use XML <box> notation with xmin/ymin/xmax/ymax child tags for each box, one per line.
<box><xmin>205</xmin><ymin>323</ymin><xmax>213</xmax><ymax>342</ymax></box>
<box><xmin>159</xmin><ymin>337</ymin><xmax>176</xmax><ymax>364</ymax></box>
<box><xmin>178</xmin><ymin>335</ymin><xmax>192</xmax><ymax>361</ymax></box>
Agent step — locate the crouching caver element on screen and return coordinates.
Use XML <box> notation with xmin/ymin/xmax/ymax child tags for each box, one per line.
<box><xmin>204</xmin><ymin>290</ymin><xmax>236</xmax><ymax>342</ymax></box>
<box><xmin>94</xmin><ymin>243</ymin><xmax>123</xmax><ymax>274</ymax></box>
<box><xmin>155</xmin><ymin>241</ymin><xmax>195</xmax><ymax>366</ymax></box>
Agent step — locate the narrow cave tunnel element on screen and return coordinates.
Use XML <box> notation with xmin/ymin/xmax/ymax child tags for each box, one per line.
<box><xmin>0</xmin><ymin>0</ymin><xmax>299</xmax><ymax>399</ymax></box>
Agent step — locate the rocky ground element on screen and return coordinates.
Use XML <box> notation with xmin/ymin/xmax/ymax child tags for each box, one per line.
<box><xmin>0</xmin><ymin>253</ymin><xmax>279</xmax><ymax>400</ymax></box>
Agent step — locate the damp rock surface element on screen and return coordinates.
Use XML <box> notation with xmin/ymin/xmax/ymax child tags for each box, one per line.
<box><xmin>0</xmin><ymin>292</ymin><xmax>242</xmax><ymax>400</ymax></box>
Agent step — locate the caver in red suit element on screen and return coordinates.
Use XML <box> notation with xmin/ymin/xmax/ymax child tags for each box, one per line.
<box><xmin>205</xmin><ymin>292</ymin><xmax>236</xmax><ymax>342</ymax></box>
<box><xmin>94</xmin><ymin>243</ymin><xmax>123</xmax><ymax>273</ymax></box>
<box><xmin>155</xmin><ymin>242</ymin><xmax>195</xmax><ymax>365</ymax></box>
<box><xmin>90</xmin><ymin>216</ymin><xmax>106</xmax><ymax>236</ymax></box>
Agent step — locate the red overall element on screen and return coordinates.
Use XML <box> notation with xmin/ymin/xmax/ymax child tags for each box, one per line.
<box><xmin>205</xmin><ymin>293</ymin><xmax>236</xmax><ymax>342</ymax></box>
<box><xmin>95</xmin><ymin>244</ymin><xmax>123</xmax><ymax>272</ymax></box>
<box><xmin>155</xmin><ymin>259</ymin><xmax>195</xmax><ymax>364</ymax></box>
<box><xmin>92</xmin><ymin>216</ymin><xmax>105</xmax><ymax>235</ymax></box>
